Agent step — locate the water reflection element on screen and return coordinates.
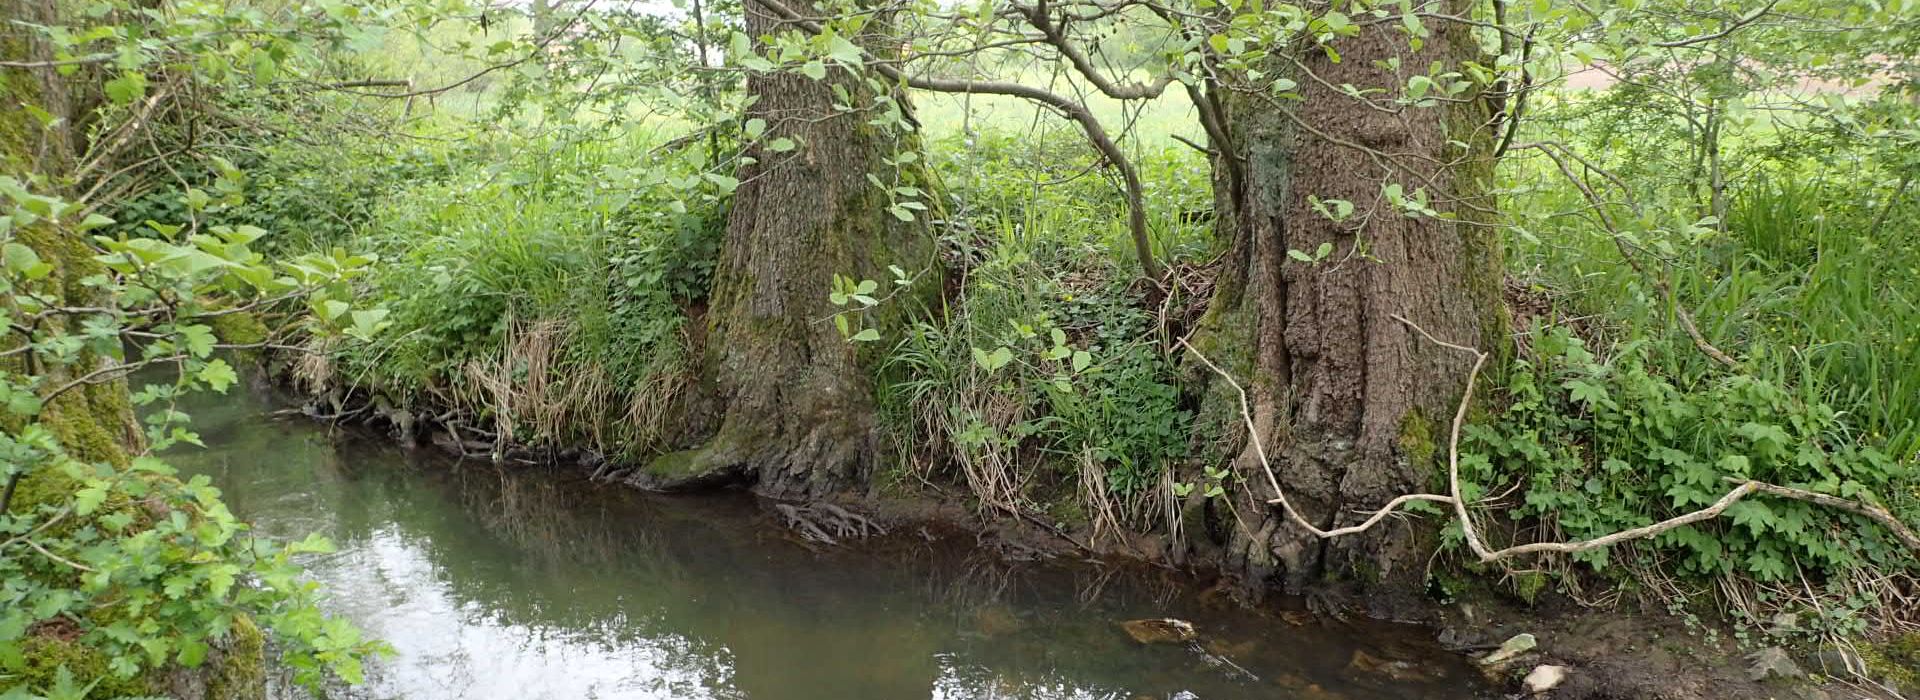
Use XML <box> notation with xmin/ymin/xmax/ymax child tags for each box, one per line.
<box><xmin>167</xmin><ymin>382</ymin><xmax>1486</xmax><ymax>699</ymax></box>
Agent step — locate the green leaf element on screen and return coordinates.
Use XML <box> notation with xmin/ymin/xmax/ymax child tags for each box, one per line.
<box><xmin>972</xmin><ymin>346</ymin><xmax>1013</xmax><ymax>372</ymax></box>
<box><xmin>1728</xmin><ymin>501</ymin><xmax>1776</xmax><ymax>536</ymax></box>
<box><xmin>825</xmin><ymin>34</ymin><xmax>864</xmax><ymax>65</ymax></box>
<box><xmin>178</xmin><ymin>639</ymin><xmax>210</xmax><ymax>668</ymax></box>
<box><xmin>104</xmin><ymin>71</ymin><xmax>147</xmax><ymax>104</ymax></box>
<box><xmin>3</xmin><ymin>242</ymin><xmax>50</xmax><ymax>280</ymax></box>
<box><xmin>198</xmin><ymin>358</ymin><xmax>238</xmax><ymax>393</ymax></box>
<box><xmin>179</xmin><ymin>324</ymin><xmax>218</xmax><ymax>358</ymax></box>
<box><xmin>1563</xmin><ymin>378</ymin><xmax>1612</xmax><ymax>408</ymax></box>
<box><xmin>318</xmin><ymin>299</ymin><xmax>350</xmax><ymax>321</ymax></box>
<box><xmin>350</xmin><ymin>308</ymin><xmax>390</xmax><ymax>339</ymax></box>
<box><xmin>799</xmin><ymin>61</ymin><xmax>827</xmax><ymax>80</ymax></box>
<box><xmin>74</xmin><ymin>484</ymin><xmax>108</xmax><ymax>515</ymax></box>
<box><xmin>849</xmin><ymin>328</ymin><xmax>881</xmax><ymax>342</ymax></box>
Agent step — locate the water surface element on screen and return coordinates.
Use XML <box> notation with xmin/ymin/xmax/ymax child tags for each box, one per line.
<box><xmin>168</xmin><ymin>380</ymin><xmax>1485</xmax><ymax>699</ymax></box>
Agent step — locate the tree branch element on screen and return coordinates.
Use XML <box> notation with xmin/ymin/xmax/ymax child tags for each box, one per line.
<box><xmin>749</xmin><ymin>0</ymin><xmax>1165</xmax><ymax>280</ymax></box>
<box><xmin>1653</xmin><ymin>0</ymin><xmax>1779</xmax><ymax>48</ymax></box>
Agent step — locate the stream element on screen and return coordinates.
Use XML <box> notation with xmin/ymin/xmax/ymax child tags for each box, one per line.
<box><xmin>163</xmin><ymin>379</ymin><xmax>1489</xmax><ymax>699</ymax></box>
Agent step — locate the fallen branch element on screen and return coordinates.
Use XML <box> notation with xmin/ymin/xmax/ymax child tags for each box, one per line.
<box><xmin>1183</xmin><ymin>314</ymin><xmax>1920</xmax><ymax>568</ymax></box>
<box><xmin>1392</xmin><ymin>313</ymin><xmax>1920</xmax><ymax>564</ymax></box>
<box><xmin>1178</xmin><ymin>338</ymin><xmax>1458</xmax><ymax>539</ymax></box>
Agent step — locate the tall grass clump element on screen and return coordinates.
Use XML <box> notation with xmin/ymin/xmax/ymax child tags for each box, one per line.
<box><xmin>313</xmin><ymin>131</ymin><xmax>725</xmax><ymax>454</ymax></box>
<box><xmin>879</xmin><ymin>131</ymin><xmax>1208</xmax><ymax>532</ymax></box>
<box><xmin>1498</xmin><ymin>108</ymin><xmax>1920</xmax><ymax>628</ymax></box>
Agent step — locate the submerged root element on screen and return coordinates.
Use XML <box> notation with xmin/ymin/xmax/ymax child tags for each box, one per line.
<box><xmin>775</xmin><ymin>502</ymin><xmax>887</xmax><ymax>546</ymax></box>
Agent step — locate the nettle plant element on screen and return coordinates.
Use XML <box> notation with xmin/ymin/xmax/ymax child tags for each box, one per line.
<box><xmin>0</xmin><ymin>178</ymin><xmax>389</xmax><ymax>693</ymax></box>
<box><xmin>1460</xmin><ymin>326</ymin><xmax>1913</xmax><ymax>583</ymax></box>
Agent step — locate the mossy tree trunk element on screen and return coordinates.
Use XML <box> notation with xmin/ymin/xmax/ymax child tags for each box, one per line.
<box><xmin>634</xmin><ymin>0</ymin><xmax>936</xmax><ymax>498</ymax></box>
<box><xmin>2</xmin><ymin>0</ymin><xmax>141</xmax><ymax>482</ymax></box>
<box><xmin>1183</xmin><ymin>10</ymin><xmax>1505</xmax><ymax>617</ymax></box>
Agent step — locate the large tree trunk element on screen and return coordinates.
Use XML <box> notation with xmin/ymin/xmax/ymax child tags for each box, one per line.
<box><xmin>3</xmin><ymin>0</ymin><xmax>141</xmax><ymax>483</ymax></box>
<box><xmin>1183</xmin><ymin>11</ymin><xmax>1505</xmax><ymax>617</ymax></box>
<box><xmin>632</xmin><ymin>0</ymin><xmax>937</xmax><ymax>498</ymax></box>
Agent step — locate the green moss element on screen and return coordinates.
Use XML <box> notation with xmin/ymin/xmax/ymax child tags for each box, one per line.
<box><xmin>1511</xmin><ymin>570</ymin><xmax>1548</xmax><ymax>605</ymax></box>
<box><xmin>4</xmin><ymin>466</ymin><xmax>84</xmax><ymax>515</ymax></box>
<box><xmin>206</xmin><ymin>615</ymin><xmax>267</xmax><ymax>700</ymax></box>
<box><xmin>207</xmin><ymin>312</ymin><xmax>270</xmax><ymax>346</ymax></box>
<box><xmin>1862</xmin><ymin>633</ymin><xmax>1919</xmax><ymax>692</ymax></box>
<box><xmin>37</xmin><ymin>386</ymin><xmax>133</xmax><ymax>468</ymax></box>
<box><xmin>642</xmin><ymin>418</ymin><xmax>755</xmax><ymax>487</ymax></box>
<box><xmin>1040</xmin><ymin>488</ymin><xmax>1087</xmax><ymax>527</ymax></box>
<box><xmin>1187</xmin><ymin>300</ymin><xmax>1259</xmax><ymax>465</ymax></box>
<box><xmin>4</xmin><ymin>635</ymin><xmax>157</xmax><ymax>699</ymax></box>
<box><xmin>2</xmin><ymin>57</ymin><xmax>38</xmax><ymax>172</ymax></box>
<box><xmin>1398</xmin><ymin>409</ymin><xmax>1438</xmax><ymax>476</ymax></box>
<box><xmin>1347</xmin><ymin>557</ymin><xmax>1383</xmax><ymax>585</ymax></box>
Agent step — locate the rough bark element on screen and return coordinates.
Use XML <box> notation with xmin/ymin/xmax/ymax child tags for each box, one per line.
<box><xmin>5</xmin><ymin>9</ymin><xmax>269</xmax><ymax>698</ymax></box>
<box><xmin>632</xmin><ymin>0</ymin><xmax>937</xmax><ymax>498</ymax></box>
<box><xmin>1182</xmin><ymin>11</ymin><xmax>1505</xmax><ymax>618</ymax></box>
<box><xmin>2</xmin><ymin>0</ymin><xmax>141</xmax><ymax>474</ymax></box>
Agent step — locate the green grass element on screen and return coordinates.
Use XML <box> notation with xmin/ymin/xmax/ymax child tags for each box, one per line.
<box><xmin>1511</xmin><ymin>168</ymin><xmax>1920</xmax><ymax>461</ymax></box>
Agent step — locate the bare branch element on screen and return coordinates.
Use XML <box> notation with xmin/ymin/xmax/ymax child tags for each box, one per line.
<box><xmin>1393</xmin><ymin>313</ymin><xmax>1920</xmax><ymax>563</ymax></box>
<box><xmin>1511</xmin><ymin>141</ymin><xmax>1740</xmax><ymax>368</ymax></box>
<box><xmin>749</xmin><ymin>0</ymin><xmax>1165</xmax><ymax>280</ymax></box>
<box><xmin>1653</xmin><ymin>0</ymin><xmax>1780</xmax><ymax>48</ymax></box>
<box><xmin>1184</xmin><ymin>311</ymin><xmax>1920</xmax><ymax>567</ymax></box>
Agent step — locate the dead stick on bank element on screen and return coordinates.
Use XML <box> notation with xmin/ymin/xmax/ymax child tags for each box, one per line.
<box><xmin>1178</xmin><ymin>317</ymin><xmax>1920</xmax><ymax>564</ymax></box>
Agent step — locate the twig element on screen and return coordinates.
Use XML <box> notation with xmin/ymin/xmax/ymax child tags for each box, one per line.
<box><xmin>1514</xmin><ymin>141</ymin><xmax>1739</xmax><ymax>368</ymax></box>
<box><xmin>1652</xmin><ymin>0</ymin><xmax>1779</xmax><ymax>48</ymax></box>
<box><xmin>25</xmin><ymin>538</ymin><xmax>94</xmax><ymax>572</ymax></box>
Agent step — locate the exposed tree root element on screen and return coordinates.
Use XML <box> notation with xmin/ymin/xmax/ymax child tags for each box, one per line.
<box><xmin>775</xmin><ymin>502</ymin><xmax>887</xmax><ymax>546</ymax></box>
